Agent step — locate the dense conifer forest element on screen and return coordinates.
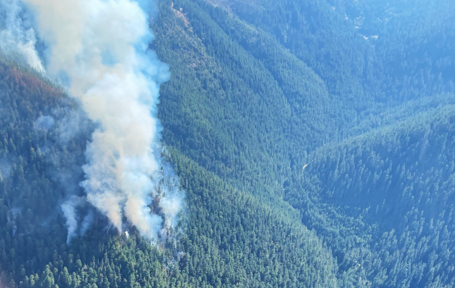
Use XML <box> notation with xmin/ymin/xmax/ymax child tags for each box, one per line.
<box><xmin>1</xmin><ymin>0</ymin><xmax>455</xmax><ymax>287</ymax></box>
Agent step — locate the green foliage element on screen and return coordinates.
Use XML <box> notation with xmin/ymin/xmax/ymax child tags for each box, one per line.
<box><xmin>0</xmin><ymin>59</ymin><xmax>337</xmax><ymax>287</ymax></box>
<box><xmin>285</xmin><ymin>105</ymin><xmax>455</xmax><ymax>287</ymax></box>
<box><xmin>151</xmin><ymin>0</ymin><xmax>455</xmax><ymax>286</ymax></box>
<box><xmin>1</xmin><ymin>0</ymin><xmax>455</xmax><ymax>287</ymax></box>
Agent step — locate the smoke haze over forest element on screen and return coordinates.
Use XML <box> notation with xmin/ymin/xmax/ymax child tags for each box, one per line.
<box><xmin>0</xmin><ymin>0</ymin><xmax>454</xmax><ymax>287</ymax></box>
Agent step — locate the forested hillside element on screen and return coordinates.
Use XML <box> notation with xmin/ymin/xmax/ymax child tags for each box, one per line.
<box><xmin>153</xmin><ymin>0</ymin><xmax>455</xmax><ymax>286</ymax></box>
<box><xmin>286</xmin><ymin>104</ymin><xmax>455</xmax><ymax>287</ymax></box>
<box><xmin>1</xmin><ymin>0</ymin><xmax>455</xmax><ymax>287</ymax></box>
<box><xmin>334</xmin><ymin>0</ymin><xmax>455</xmax><ymax>100</ymax></box>
<box><xmin>0</xmin><ymin>60</ymin><xmax>337</xmax><ymax>287</ymax></box>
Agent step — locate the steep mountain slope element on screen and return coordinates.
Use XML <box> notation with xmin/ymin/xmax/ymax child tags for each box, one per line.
<box><xmin>153</xmin><ymin>0</ymin><xmax>455</xmax><ymax>210</ymax></box>
<box><xmin>0</xmin><ymin>60</ymin><xmax>338</xmax><ymax>288</ymax></box>
<box><xmin>1</xmin><ymin>0</ymin><xmax>455</xmax><ymax>287</ymax></box>
<box><xmin>0</xmin><ymin>60</ymin><xmax>89</xmax><ymax>285</ymax></box>
<box><xmin>285</xmin><ymin>104</ymin><xmax>455</xmax><ymax>287</ymax></box>
<box><xmin>334</xmin><ymin>0</ymin><xmax>455</xmax><ymax>98</ymax></box>
<box><xmin>153</xmin><ymin>0</ymin><xmax>372</xmax><ymax>212</ymax></box>
<box><xmin>151</xmin><ymin>0</ymin><xmax>455</xmax><ymax>286</ymax></box>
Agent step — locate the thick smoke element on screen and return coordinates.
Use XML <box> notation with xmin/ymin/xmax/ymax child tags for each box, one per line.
<box><xmin>0</xmin><ymin>0</ymin><xmax>44</xmax><ymax>72</ymax></box>
<box><xmin>18</xmin><ymin>0</ymin><xmax>184</xmax><ymax>241</ymax></box>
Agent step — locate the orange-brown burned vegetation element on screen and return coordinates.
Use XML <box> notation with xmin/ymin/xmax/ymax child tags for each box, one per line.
<box><xmin>0</xmin><ymin>61</ymin><xmax>63</xmax><ymax>100</ymax></box>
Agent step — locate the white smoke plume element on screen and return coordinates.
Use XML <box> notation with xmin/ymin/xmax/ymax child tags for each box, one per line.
<box><xmin>80</xmin><ymin>210</ymin><xmax>94</xmax><ymax>236</ymax></box>
<box><xmin>19</xmin><ymin>0</ymin><xmax>184</xmax><ymax>241</ymax></box>
<box><xmin>61</xmin><ymin>196</ymin><xmax>91</xmax><ymax>243</ymax></box>
<box><xmin>61</xmin><ymin>198</ymin><xmax>79</xmax><ymax>243</ymax></box>
<box><xmin>0</xmin><ymin>0</ymin><xmax>44</xmax><ymax>72</ymax></box>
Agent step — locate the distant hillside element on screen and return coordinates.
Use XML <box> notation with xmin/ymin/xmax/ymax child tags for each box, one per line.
<box><xmin>1</xmin><ymin>0</ymin><xmax>455</xmax><ymax>287</ymax></box>
<box><xmin>285</xmin><ymin>103</ymin><xmax>455</xmax><ymax>287</ymax></box>
<box><xmin>333</xmin><ymin>0</ymin><xmax>455</xmax><ymax>96</ymax></box>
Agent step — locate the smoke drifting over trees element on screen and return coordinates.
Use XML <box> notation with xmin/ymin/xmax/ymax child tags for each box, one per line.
<box><xmin>0</xmin><ymin>0</ymin><xmax>184</xmax><ymax>242</ymax></box>
<box><xmin>0</xmin><ymin>0</ymin><xmax>43</xmax><ymax>72</ymax></box>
